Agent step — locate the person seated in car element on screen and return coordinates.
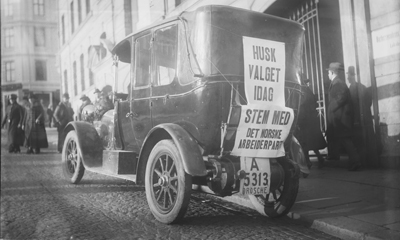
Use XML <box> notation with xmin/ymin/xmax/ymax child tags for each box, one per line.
<box><xmin>94</xmin><ymin>90</ymin><xmax>114</xmax><ymax>120</ymax></box>
<box><xmin>78</xmin><ymin>95</ymin><xmax>92</xmax><ymax>121</ymax></box>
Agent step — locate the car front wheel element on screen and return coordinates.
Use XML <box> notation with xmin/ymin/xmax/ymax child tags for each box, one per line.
<box><xmin>62</xmin><ymin>130</ymin><xmax>85</xmax><ymax>184</ymax></box>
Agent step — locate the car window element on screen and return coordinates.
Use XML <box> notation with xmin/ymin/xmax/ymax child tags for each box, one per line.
<box><xmin>134</xmin><ymin>34</ymin><xmax>152</xmax><ymax>88</ymax></box>
<box><xmin>153</xmin><ymin>25</ymin><xmax>178</xmax><ymax>86</ymax></box>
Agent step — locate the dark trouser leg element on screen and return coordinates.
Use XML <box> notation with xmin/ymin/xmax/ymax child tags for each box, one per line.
<box><xmin>314</xmin><ymin>150</ymin><xmax>324</xmax><ymax>168</ymax></box>
<box><xmin>8</xmin><ymin>144</ymin><xmax>15</xmax><ymax>153</ymax></box>
<box><xmin>342</xmin><ymin>138</ymin><xmax>361</xmax><ymax>169</ymax></box>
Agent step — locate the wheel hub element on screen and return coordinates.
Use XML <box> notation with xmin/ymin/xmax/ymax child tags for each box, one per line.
<box><xmin>158</xmin><ymin>173</ymin><xmax>170</xmax><ymax>187</ymax></box>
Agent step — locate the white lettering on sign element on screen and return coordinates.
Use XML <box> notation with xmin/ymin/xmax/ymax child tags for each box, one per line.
<box><xmin>372</xmin><ymin>23</ymin><xmax>400</xmax><ymax>59</ymax></box>
<box><xmin>243</xmin><ymin>37</ymin><xmax>286</xmax><ymax>105</ymax></box>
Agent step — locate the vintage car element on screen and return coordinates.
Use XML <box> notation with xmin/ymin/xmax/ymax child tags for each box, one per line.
<box><xmin>61</xmin><ymin>5</ymin><xmax>307</xmax><ymax>224</ymax></box>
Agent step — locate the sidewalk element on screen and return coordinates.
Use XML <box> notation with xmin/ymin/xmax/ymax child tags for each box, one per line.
<box><xmin>224</xmin><ymin>158</ymin><xmax>400</xmax><ymax>240</ymax></box>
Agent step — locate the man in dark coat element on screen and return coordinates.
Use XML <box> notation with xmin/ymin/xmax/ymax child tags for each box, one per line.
<box><xmin>24</xmin><ymin>94</ymin><xmax>48</xmax><ymax>154</ymax></box>
<box><xmin>1</xmin><ymin>94</ymin><xmax>24</xmax><ymax>153</ymax></box>
<box><xmin>54</xmin><ymin>93</ymin><xmax>74</xmax><ymax>153</ymax></box>
<box><xmin>326</xmin><ymin>62</ymin><xmax>361</xmax><ymax>171</ymax></box>
<box><xmin>296</xmin><ymin>78</ymin><xmax>327</xmax><ymax>169</ymax></box>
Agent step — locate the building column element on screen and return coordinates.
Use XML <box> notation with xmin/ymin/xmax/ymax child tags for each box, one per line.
<box><xmin>338</xmin><ymin>0</ymin><xmax>380</xmax><ymax>167</ymax></box>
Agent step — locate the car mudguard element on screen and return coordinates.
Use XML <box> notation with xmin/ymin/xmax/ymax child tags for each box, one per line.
<box><xmin>290</xmin><ymin>136</ymin><xmax>309</xmax><ymax>176</ymax></box>
<box><xmin>64</xmin><ymin>122</ymin><xmax>103</xmax><ymax>168</ymax></box>
<box><xmin>136</xmin><ymin>123</ymin><xmax>207</xmax><ymax>184</ymax></box>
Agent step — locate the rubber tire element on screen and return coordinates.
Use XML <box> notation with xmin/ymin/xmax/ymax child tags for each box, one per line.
<box><xmin>62</xmin><ymin>130</ymin><xmax>85</xmax><ymax>184</ymax></box>
<box><xmin>145</xmin><ymin>140</ymin><xmax>192</xmax><ymax>224</ymax></box>
<box><xmin>249</xmin><ymin>159</ymin><xmax>299</xmax><ymax>218</ymax></box>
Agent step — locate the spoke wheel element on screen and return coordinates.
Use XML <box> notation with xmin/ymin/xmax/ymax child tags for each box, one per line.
<box><xmin>249</xmin><ymin>160</ymin><xmax>299</xmax><ymax>217</ymax></box>
<box><xmin>145</xmin><ymin>140</ymin><xmax>192</xmax><ymax>224</ymax></box>
<box><xmin>62</xmin><ymin>131</ymin><xmax>85</xmax><ymax>184</ymax></box>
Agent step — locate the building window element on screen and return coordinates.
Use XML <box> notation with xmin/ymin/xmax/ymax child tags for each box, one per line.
<box><xmin>4</xmin><ymin>28</ymin><xmax>14</xmax><ymax>48</ymax></box>
<box><xmin>73</xmin><ymin>61</ymin><xmax>77</xmax><ymax>96</ymax></box>
<box><xmin>61</xmin><ymin>15</ymin><xmax>65</xmax><ymax>44</ymax></box>
<box><xmin>78</xmin><ymin>0</ymin><xmax>82</xmax><ymax>24</ymax></box>
<box><xmin>34</xmin><ymin>27</ymin><xmax>46</xmax><ymax>47</ymax></box>
<box><xmin>64</xmin><ymin>70</ymin><xmax>69</xmax><ymax>94</ymax></box>
<box><xmin>4</xmin><ymin>0</ymin><xmax>13</xmax><ymax>17</ymax></box>
<box><xmin>33</xmin><ymin>0</ymin><xmax>45</xmax><ymax>16</ymax></box>
<box><xmin>80</xmin><ymin>54</ymin><xmax>85</xmax><ymax>91</ymax></box>
<box><xmin>4</xmin><ymin>61</ymin><xmax>15</xmax><ymax>82</ymax></box>
<box><xmin>35</xmin><ymin>60</ymin><xmax>47</xmax><ymax>81</ymax></box>
<box><xmin>86</xmin><ymin>0</ymin><xmax>90</xmax><ymax>14</ymax></box>
<box><xmin>71</xmin><ymin>1</ymin><xmax>75</xmax><ymax>33</ymax></box>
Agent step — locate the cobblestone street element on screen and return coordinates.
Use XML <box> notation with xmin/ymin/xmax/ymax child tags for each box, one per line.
<box><xmin>1</xmin><ymin>129</ymin><xmax>339</xmax><ymax>240</ymax></box>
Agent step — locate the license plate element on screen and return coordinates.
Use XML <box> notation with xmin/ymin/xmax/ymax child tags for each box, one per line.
<box><xmin>240</xmin><ymin>157</ymin><xmax>271</xmax><ymax>195</ymax></box>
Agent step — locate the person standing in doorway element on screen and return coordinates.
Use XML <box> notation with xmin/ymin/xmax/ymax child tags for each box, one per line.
<box><xmin>346</xmin><ymin>66</ymin><xmax>373</xmax><ymax>166</ymax></box>
<box><xmin>1</xmin><ymin>94</ymin><xmax>24</xmax><ymax>153</ymax></box>
<box><xmin>54</xmin><ymin>93</ymin><xmax>74</xmax><ymax>153</ymax></box>
<box><xmin>326</xmin><ymin>62</ymin><xmax>361</xmax><ymax>171</ymax></box>
<box><xmin>24</xmin><ymin>94</ymin><xmax>48</xmax><ymax>154</ymax></box>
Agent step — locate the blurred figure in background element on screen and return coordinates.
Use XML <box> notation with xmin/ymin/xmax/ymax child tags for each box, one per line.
<box><xmin>1</xmin><ymin>94</ymin><xmax>24</xmax><ymax>153</ymax></box>
<box><xmin>296</xmin><ymin>77</ymin><xmax>327</xmax><ymax>169</ymax></box>
<box><xmin>24</xmin><ymin>94</ymin><xmax>48</xmax><ymax>154</ymax></box>
<box><xmin>54</xmin><ymin>93</ymin><xmax>74</xmax><ymax>153</ymax></box>
<box><xmin>47</xmin><ymin>104</ymin><xmax>54</xmax><ymax>128</ymax></box>
<box><xmin>77</xmin><ymin>95</ymin><xmax>92</xmax><ymax>121</ymax></box>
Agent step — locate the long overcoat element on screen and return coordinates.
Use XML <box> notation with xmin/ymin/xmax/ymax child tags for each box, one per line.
<box><xmin>54</xmin><ymin>102</ymin><xmax>74</xmax><ymax>152</ymax></box>
<box><xmin>326</xmin><ymin>76</ymin><xmax>354</xmax><ymax>139</ymax></box>
<box><xmin>296</xmin><ymin>85</ymin><xmax>327</xmax><ymax>151</ymax></box>
<box><xmin>1</xmin><ymin>102</ymin><xmax>24</xmax><ymax>147</ymax></box>
<box><xmin>24</xmin><ymin>103</ymin><xmax>48</xmax><ymax>149</ymax></box>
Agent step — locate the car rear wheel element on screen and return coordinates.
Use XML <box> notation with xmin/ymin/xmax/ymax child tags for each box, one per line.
<box><xmin>145</xmin><ymin>139</ymin><xmax>192</xmax><ymax>224</ymax></box>
<box><xmin>249</xmin><ymin>159</ymin><xmax>299</xmax><ymax>217</ymax></box>
<box><xmin>62</xmin><ymin>130</ymin><xmax>85</xmax><ymax>184</ymax></box>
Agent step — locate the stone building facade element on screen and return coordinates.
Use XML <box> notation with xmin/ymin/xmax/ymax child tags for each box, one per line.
<box><xmin>1</xmin><ymin>0</ymin><xmax>61</xmax><ymax>117</ymax></box>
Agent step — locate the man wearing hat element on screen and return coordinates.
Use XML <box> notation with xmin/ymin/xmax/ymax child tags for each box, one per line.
<box><xmin>24</xmin><ymin>94</ymin><xmax>48</xmax><ymax>154</ymax></box>
<box><xmin>326</xmin><ymin>62</ymin><xmax>361</xmax><ymax>171</ymax></box>
<box><xmin>1</xmin><ymin>94</ymin><xmax>24</xmax><ymax>153</ymax></box>
<box><xmin>94</xmin><ymin>89</ymin><xmax>114</xmax><ymax>120</ymax></box>
<box><xmin>93</xmin><ymin>88</ymin><xmax>101</xmax><ymax>105</ymax></box>
<box><xmin>54</xmin><ymin>93</ymin><xmax>74</xmax><ymax>153</ymax></box>
<box><xmin>77</xmin><ymin>94</ymin><xmax>92</xmax><ymax>121</ymax></box>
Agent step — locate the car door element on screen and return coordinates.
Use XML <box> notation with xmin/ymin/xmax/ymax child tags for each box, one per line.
<box><xmin>130</xmin><ymin>32</ymin><xmax>153</xmax><ymax>148</ymax></box>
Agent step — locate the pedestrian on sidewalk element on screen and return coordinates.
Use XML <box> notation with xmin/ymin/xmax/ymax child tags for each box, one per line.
<box><xmin>47</xmin><ymin>104</ymin><xmax>54</xmax><ymax>128</ymax></box>
<box><xmin>1</xmin><ymin>94</ymin><xmax>24</xmax><ymax>153</ymax></box>
<box><xmin>326</xmin><ymin>62</ymin><xmax>361</xmax><ymax>171</ymax></box>
<box><xmin>24</xmin><ymin>94</ymin><xmax>48</xmax><ymax>154</ymax></box>
<box><xmin>296</xmin><ymin>77</ymin><xmax>327</xmax><ymax>169</ymax></box>
<box><xmin>54</xmin><ymin>93</ymin><xmax>74</xmax><ymax>153</ymax></box>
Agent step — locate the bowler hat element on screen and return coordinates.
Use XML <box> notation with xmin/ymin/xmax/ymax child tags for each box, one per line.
<box><xmin>10</xmin><ymin>94</ymin><xmax>17</xmax><ymax>100</ymax></box>
<box><xmin>94</xmin><ymin>88</ymin><xmax>101</xmax><ymax>94</ymax></box>
<box><xmin>326</xmin><ymin>62</ymin><xmax>344</xmax><ymax>72</ymax></box>
<box><xmin>80</xmin><ymin>94</ymin><xmax>89</xmax><ymax>101</ymax></box>
<box><xmin>62</xmin><ymin>93</ymin><xmax>70</xmax><ymax>99</ymax></box>
<box><xmin>347</xmin><ymin>66</ymin><xmax>356</xmax><ymax>76</ymax></box>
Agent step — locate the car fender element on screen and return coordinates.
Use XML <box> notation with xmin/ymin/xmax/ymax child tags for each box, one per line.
<box><xmin>136</xmin><ymin>123</ymin><xmax>207</xmax><ymax>184</ymax></box>
<box><xmin>289</xmin><ymin>136</ymin><xmax>308</xmax><ymax>176</ymax></box>
<box><xmin>64</xmin><ymin>122</ymin><xmax>103</xmax><ymax>169</ymax></box>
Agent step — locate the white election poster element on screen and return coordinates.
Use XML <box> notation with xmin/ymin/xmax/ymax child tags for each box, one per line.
<box><xmin>231</xmin><ymin>104</ymin><xmax>294</xmax><ymax>158</ymax></box>
<box><xmin>231</xmin><ymin>36</ymin><xmax>293</xmax><ymax>158</ymax></box>
<box><xmin>242</xmin><ymin>37</ymin><xmax>286</xmax><ymax>106</ymax></box>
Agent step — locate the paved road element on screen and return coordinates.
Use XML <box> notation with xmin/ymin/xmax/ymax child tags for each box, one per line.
<box><xmin>1</xmin><ymin>130</ymin><xmax>339</xmax><ymax>240</ymax></box>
